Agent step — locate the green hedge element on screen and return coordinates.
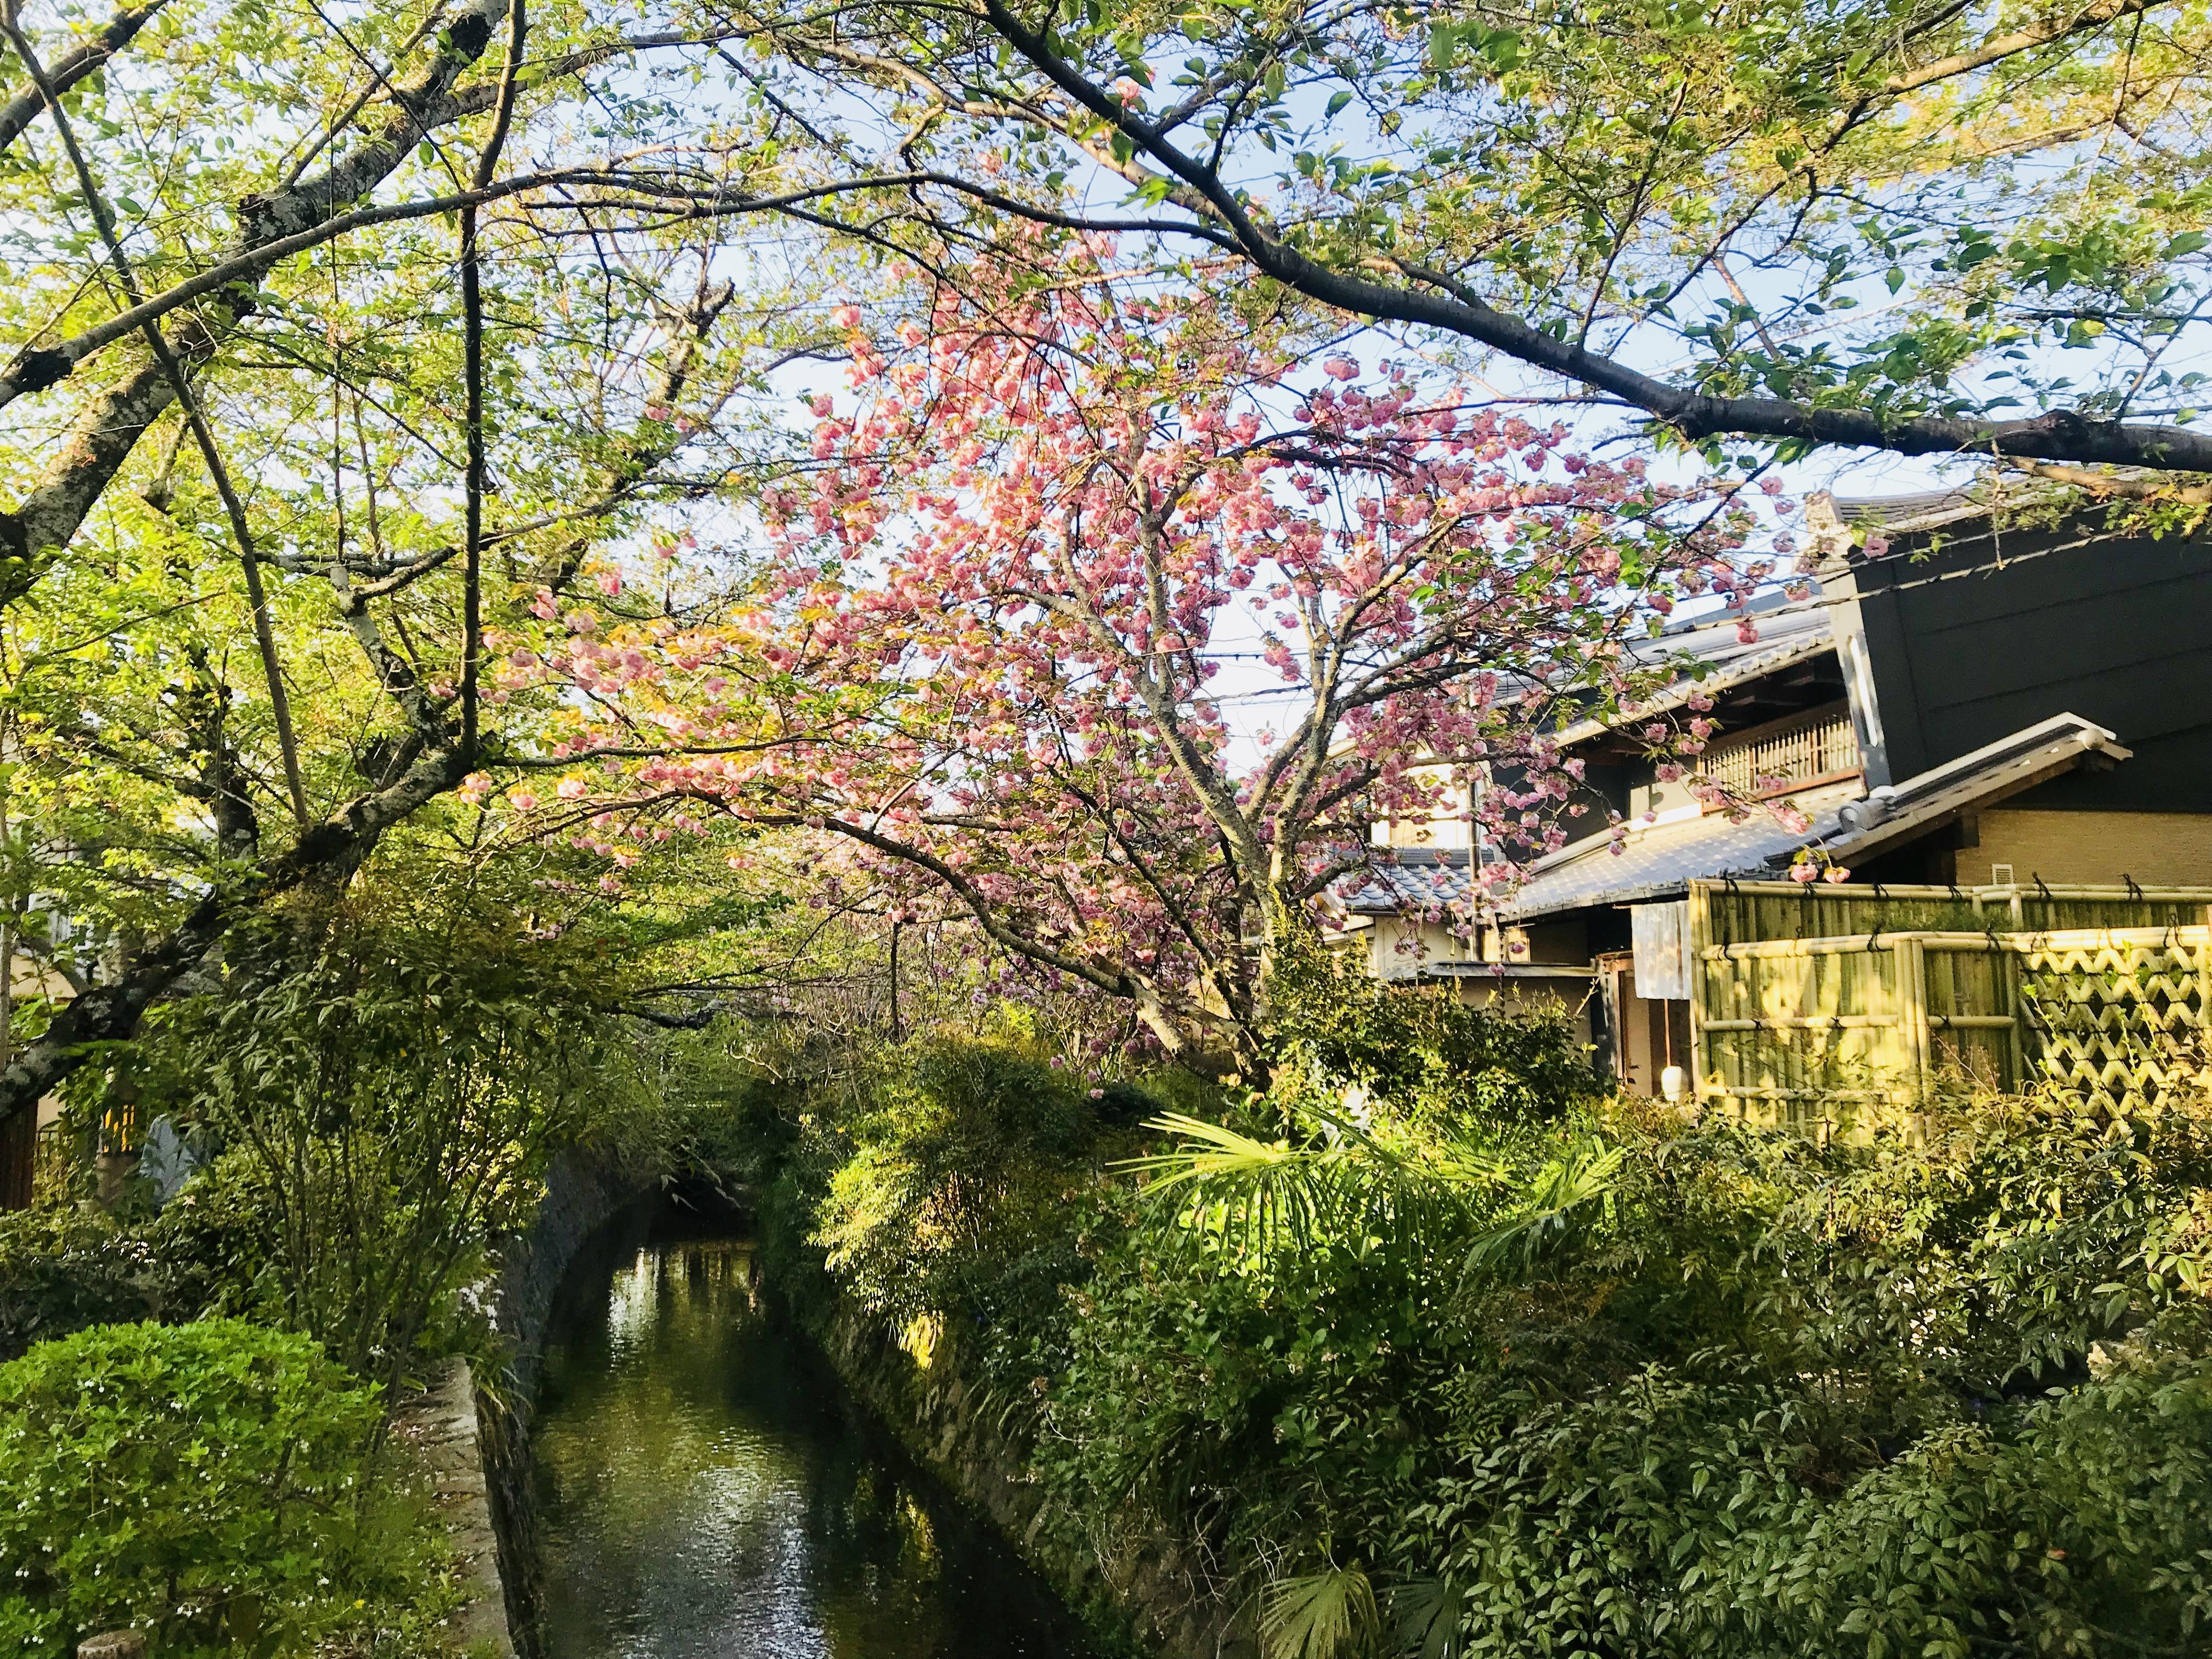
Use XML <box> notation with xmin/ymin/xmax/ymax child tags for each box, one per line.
<box><xmin>0</xmin><ymin>1319</ymin><xmax>403</xmax><ymax>1659</ymax></box>
<box><xmin>0</xmin><ymin>1207</ymin><xmax>154</xmax><ymax>1364</ymax></box>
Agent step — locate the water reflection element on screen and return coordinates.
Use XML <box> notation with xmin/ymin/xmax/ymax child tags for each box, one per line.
<box><xmin>532</xmin><ymin>1237</ymin><xmax>1096</xmax><ymax>1659</ymax></box>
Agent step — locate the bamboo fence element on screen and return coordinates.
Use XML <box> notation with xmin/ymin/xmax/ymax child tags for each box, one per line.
<box><xmin>1686</xmin><ymin>881</ymin><xmax>2212</xmax><ymax>1127</ymax></box>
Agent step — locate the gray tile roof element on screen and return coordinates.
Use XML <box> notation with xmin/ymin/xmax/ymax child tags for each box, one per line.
<box><xmin>1338</xmin><ymin>847</ymin><xmax>1475</xmax><ymax>917</ymax></box>
<box><xmin>1638</xmin><ymin>591</ymin><xmax>1833</xmax><ymax>668</ymax></box>
<box><xmin>1810</xmin><ymin>483</ymin><xmax>2088</xmax><ymax>541</ymax></box>
<box><xmin>1549</xmin><ymin>611</ymin><xmax>1836</xmax><ymax>748</ymax></box>
<box><xmin>1499</xmin><ymin>783</ymin><xmax>1864</xmax><ymax>918</ymax></box>
<box><xmin>1822</xmin><ymin>487</ymin><xmax>1987</xmax><ymax>531</ymax></box>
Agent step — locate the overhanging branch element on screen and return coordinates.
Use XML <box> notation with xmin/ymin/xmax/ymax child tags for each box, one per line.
<box><xmin>976</xmin><ymin>0</ymin><xmax>2212</xmax><ymax>475</ymax></box>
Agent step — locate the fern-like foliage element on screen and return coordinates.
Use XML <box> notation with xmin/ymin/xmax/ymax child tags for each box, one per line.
<box><xmin>1121</xmin><ymin>1108</ymin><xmax>1499</xmax><ymax>1265</ymax></box>
<box><xmin>1260</xmin><ymin>1566</ymin><xmax>1379</xmax><ymax>1659</ymax></box>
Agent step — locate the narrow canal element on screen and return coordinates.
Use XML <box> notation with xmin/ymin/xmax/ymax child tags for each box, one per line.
<box><xmin>528</xmin><ymin>1223</ymin><xmax>1099</xmax><ymax>1659</ymax></box>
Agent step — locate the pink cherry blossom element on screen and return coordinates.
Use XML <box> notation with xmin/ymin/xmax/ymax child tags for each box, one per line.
<box><xmin>493</xmin><ymin>251</ymin><xmax>1795</xmax><ymax>1060</ymax></box>
<box><xmin>610</xmin><ymin>255</ymin><xmax>1784</xmax><ymax>1058</ymax></box>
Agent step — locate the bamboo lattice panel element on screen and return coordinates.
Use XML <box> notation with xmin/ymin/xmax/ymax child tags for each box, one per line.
<box><xmin>1702</xmin><ymin>885</ymin><xmax>1982</xmax><ymax>946</ymax></box>
<box><xmin>1693</xmin><ymin>926</ymin><xmax>2210</xmax><ymax>1125</ymax></box>
<box><xmin>2018</xmin><ymin>938</ymin><xmax>2208</xmax><ymax>1113</ymax></box>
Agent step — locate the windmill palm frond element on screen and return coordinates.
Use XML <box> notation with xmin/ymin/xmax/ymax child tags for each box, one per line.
<box><xmin>1121</xmin><ymin>1109</ymin><xmax>1500</xmax><ymax>1263</ymax></box>
<box><xmin>1460</xmin><ymin>1136</ymin><xmax>1625</xmax><ymax>1278</ymax></box>
<box><xmin>1260</xmin><ymin>1566</ymin><xmax>1380</xmax><ymax>1659</ymax></box>
<box><xmin>1386</xmin><ymin>1576</ymin><xmax>1468</xmax><ymax>1659</ymax></box>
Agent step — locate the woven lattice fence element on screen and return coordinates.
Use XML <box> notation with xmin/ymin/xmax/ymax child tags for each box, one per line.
<box><xmin>2018</xmin><ymin>937</ymin><xmax>2209</xmax><ymax>1112</ymax></box>
<box><xmin>1689</xmin><ymin>885</ymin><xmax>2212</xmax><ymax>1124</ymax></box>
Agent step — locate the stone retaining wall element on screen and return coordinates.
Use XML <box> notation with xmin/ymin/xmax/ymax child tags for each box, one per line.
<box><xmin>478</xmin><ymin>1150</ymin><xmax>654</xmax><ymax>1659</ymax></box>
<box><xmin>808</xmin><ymin>1298</ymin><xmax>1253</xmax><ymax>1659</ymax></box>
<box><xmin>492</xmin><ymin>1149</ymin><xmax>647</xmax><ymax>1401</ymax></box>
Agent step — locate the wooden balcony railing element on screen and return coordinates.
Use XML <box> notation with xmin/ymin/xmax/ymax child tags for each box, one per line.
<box><xmin>1705</xmin><ymin>709</ymin><xmax>1860</xmax><ymax>801</ymax></box>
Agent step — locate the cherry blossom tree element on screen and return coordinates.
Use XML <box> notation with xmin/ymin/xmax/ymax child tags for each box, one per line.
<box><xmin>591</xmin><ymin>259</ymin><xmax>1788</xmax><ymax>1070</ymax></box>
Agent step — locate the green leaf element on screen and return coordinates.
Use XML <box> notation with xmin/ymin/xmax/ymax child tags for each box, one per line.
<box><xmin>1261</xmin><ymin>1568</ymin><xmax>1379</xmax><ymax>1659</ymax></box>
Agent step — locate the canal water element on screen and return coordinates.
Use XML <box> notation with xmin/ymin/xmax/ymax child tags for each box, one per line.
<box><xmin>529</xmin><ymin>1226</ymin><xmax>1098</xmax><ymax>1659</ymax></box>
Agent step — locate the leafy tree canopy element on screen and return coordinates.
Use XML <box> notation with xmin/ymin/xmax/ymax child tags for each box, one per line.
<box><xmin>724</xmin><ymin>0</ymin><xmax>2212</xmax><ymax>484</ymax></box>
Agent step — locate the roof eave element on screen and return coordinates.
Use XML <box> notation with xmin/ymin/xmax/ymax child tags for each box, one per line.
<box><xmin>1547</xmin><ymin>630</ymin><xmax>1838</xmax><ymax>751</ymax></box>
<box><xmin>1494</xmin><ymin>713</ymin><xmax>2129</xmax><ymax>922</ymax></box>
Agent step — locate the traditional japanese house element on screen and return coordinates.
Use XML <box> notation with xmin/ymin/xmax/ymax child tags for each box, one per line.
<box><xmin>1337</xmin><ymin>489</ymin><xmax>2212</xmax><ymax>1119</ymax></box>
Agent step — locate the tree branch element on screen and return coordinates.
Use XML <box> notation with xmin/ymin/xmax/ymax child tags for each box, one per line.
<box><xmin>2002</xmin><ymin>457</ymin><xmax>2212</xmax><ymax>504</ymax></box>
<box><xmin>1885</xmin><ymin>0</ymin><xmax>2166</xmax><ymax>92</ymax></box>
<box><xmin>0</xmin><ymin>0</ymin><xmax>170</xmax><ymax>156</ymax></box>
<box><xmin>0</xmin><ymin>742</ymin><xmax>471</xmax><ymax>1131</ymax></box>
<box><xmin>0</xmin><ymin>0</ymin><xmax>514</xmax><ymax>607</ymax></box>
<box><xmin>459</xmin><ymin>0</ymin><xmax>524</xmax><ymax>761</ymax></box>
<box><xmin>975</xmin><ymin>0</ymin><xmax>2212</xmax><ymax>474</ymax></box>
<box><xmin>743</xmin><ymin>803</ymin><xmax>1222</xmax><ymax>1060</ymax></box>
<box><xmin>1</xmin><ymin>3</ymin><xmax>311</xmax><ymax>826</ymax></box>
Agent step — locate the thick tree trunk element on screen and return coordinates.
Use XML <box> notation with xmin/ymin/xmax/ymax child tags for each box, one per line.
<box><xmin>0</xmin><ymin>1104</ymin><xmax>29</xmax><ymax>1210</ymax></box>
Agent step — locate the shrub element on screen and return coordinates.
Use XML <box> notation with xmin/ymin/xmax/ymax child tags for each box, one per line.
<box><xmin>0</xmin><ymin>1206</ymin><xmax>153</xmax><ymax>1364</ymax></box>
<box><xmin>133</xmin><ymin>1148</ymin><xmax>287</xmax><ymax>1326</ymax></box>
<box><xmin>1054</xmin><ymin>1087</ymin><xmax>2212</xmax><ymax>1656</ymax></box>
<box><xmin>0</xmin><ymin>1153</ymin><xmax>293</xmax><ymax>1365</ymax></box>
<box><xmin>812</xmin><ymin>1039</ymin><xmax>1111</xmax><ymax>1333</ymax></box>
<box><xmin>1265</xmin><ymin>945</ymin><xmax>1600</xmax><ymax>1128</ymax></box>
<box><xmin>1418</xmin><ymin>1344</ymin><xmax>2212</xmax><ymax>1657</ymax></box>
<box><xmin>748</xmin><ymin>977</ymin><xmax>2212</xmax><ymax>1656</ymax></box>
<box><xmin>0</xmin><ymin>1319</ymin><xmax>386</xmax><ymax>1658</ymax></box>
<box><xmin>114</xmin><ymin>887</ymin><xmax>635</xmax><ymax>1393</ymax></box>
